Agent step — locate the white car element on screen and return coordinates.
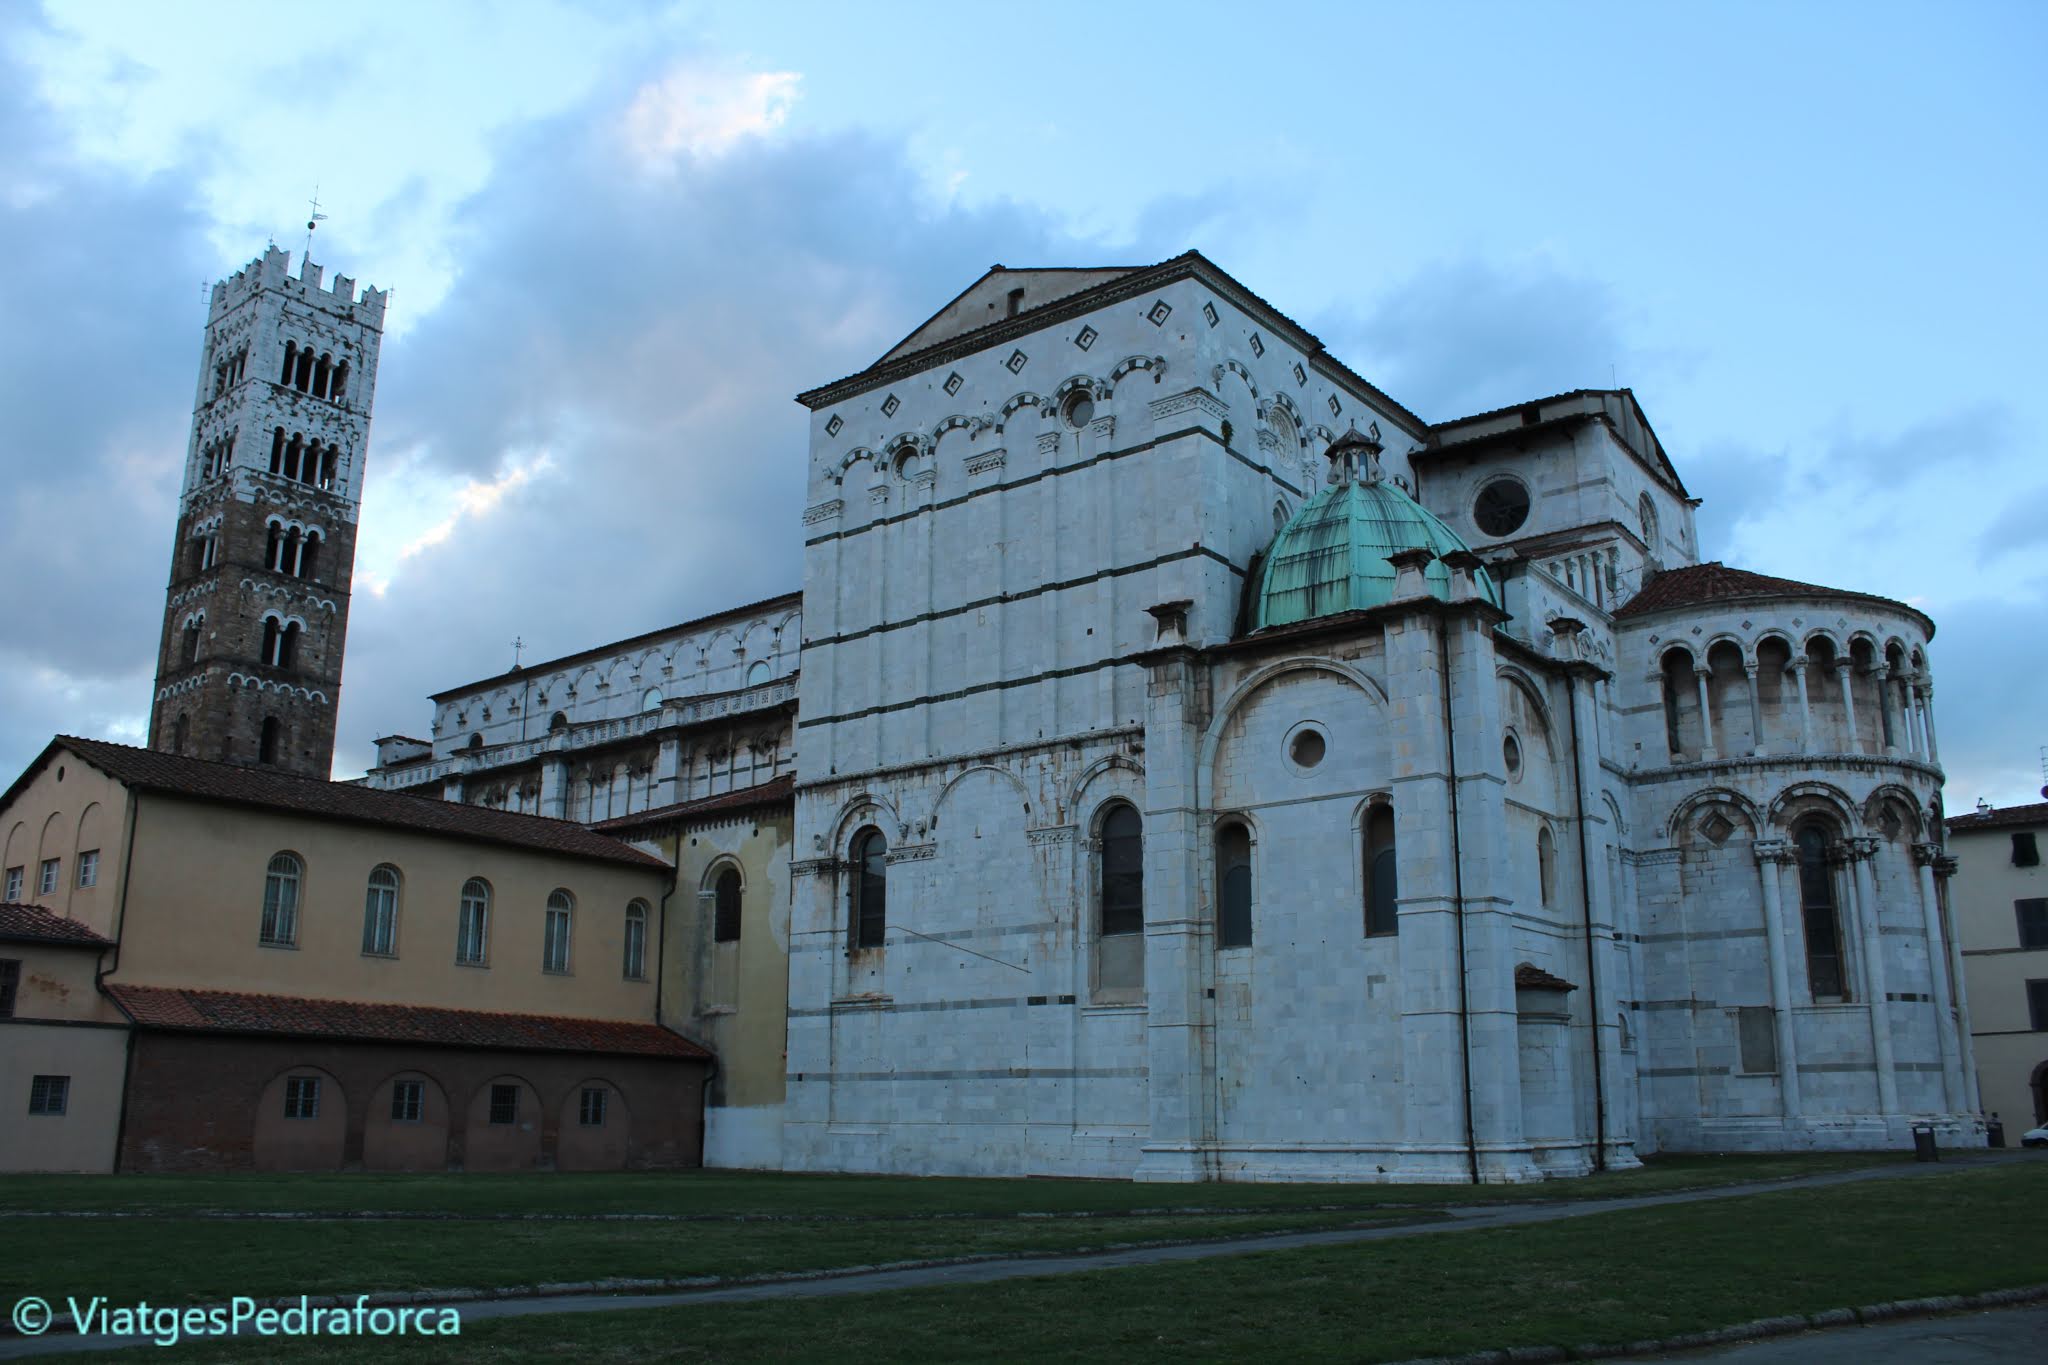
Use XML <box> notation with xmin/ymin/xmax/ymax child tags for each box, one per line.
<box><xmin>2022</xmin><ymin>1125</ymin><xmax>2048</xmax><ymax>1149</ymax></box>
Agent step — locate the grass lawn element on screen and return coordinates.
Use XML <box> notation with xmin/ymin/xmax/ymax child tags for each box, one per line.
<box><xmin>131</xmin><ymin>1160</ymin><xmax>2048</xmax><ymax>1363</ymax></box>
<box><xmin>0</xmin><ymin>1150</ymin><xmax>1895</xmax><ymax>1218</ymax></box>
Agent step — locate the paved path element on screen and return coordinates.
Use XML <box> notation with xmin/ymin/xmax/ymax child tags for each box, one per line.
<box><xmin>0</xmin><ymin>1155</ymin><xmax>2030</xmax><ymax>1359</ymax></box>
<box><xmin>1619</xmin><ymin>1304</ymin><xmax>2048</xmax><ymax>1362</ymax></box>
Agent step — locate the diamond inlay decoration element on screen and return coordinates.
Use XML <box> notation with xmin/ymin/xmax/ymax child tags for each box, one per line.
<box><xmin>1249</xmin><ymin>332</ymin><xmax>1265</xmax><ymax>358</ymax></box>
<box><xmin>1006</xmin><ymin>349</ymin><xmax>1028</xmax><ymax>374</ymax></box>
<box><xmin>1075</xmin><ymin>325</ymin><xmax>1098</xmax><ymax>351</ymax></box>
<box><xmin>1700</xmin><ymin>812</ymin><xmax>1735</xmax><ymax>846</ymax></box>
<box><xmin>880</xmin><ymin>394</ymin><xmax>901</xmax><ymax>418</ymax></box>
<box><xmin>1147</xmin><ymin>299</ymin><xmax>1172</xmax><ymax>326</ymax></box>
<box><xmin>1202</xmin><ymin>302</ymin><xmax>1219</xmax><ymax>328</ymax></box>
<box><xmin>1293</xmin><ymin>362</ymin><xmax>1307</xmax><ymax>386</ymax></box>
<box><xmin>943</xmin><ymin>371</ymin><xmax>963</xmax><ymax>396</ymax></box>
<box><xmin>1327</xmin><ymin>394</ymin><xmax>1341</xmax><ymax>417</ymax></box>
<box><xmin>825</xmin><ymin>414</ymin><xmax>844</xmax><ymax>438</ymax></box>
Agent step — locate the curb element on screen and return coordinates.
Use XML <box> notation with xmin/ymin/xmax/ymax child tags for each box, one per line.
<box><xmin>1381</xmin><ymin>1283</ymin><xmax>2048</xmax><ymax>1364</ymax></box>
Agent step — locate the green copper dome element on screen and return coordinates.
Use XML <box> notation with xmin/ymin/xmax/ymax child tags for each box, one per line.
<box><xmin>1253</xmin><ymin>477</ymin><xmax>1500</xmax><ymax>630</ymax></box>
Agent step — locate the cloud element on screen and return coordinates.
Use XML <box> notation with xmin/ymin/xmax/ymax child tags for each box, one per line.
<box><xmin>1318</xmin><ymin>256</ymin><xmax>1635</xmax><ymax>422</ymax></box>
<box><xmin>620</xmin><ymin>60</ymin><xmax>800</xmax><ymax>169</ymax></box>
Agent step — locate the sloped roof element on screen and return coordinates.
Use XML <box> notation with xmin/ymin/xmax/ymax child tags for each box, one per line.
<box><xmin>0</xmin><ymin>902</ymin><xmax>113</xmax><ymax>948</ymax></box>
<box><xmin>590</xmin><ymin>773</ymin><xmax>795</xmax><ymax>834</ymax></box>
<box><xmin>1514</xmin><ymin>963</ymin><xmax>1578</xmax><ymax>991</ymax></box>
<box><xmin>1947</xmin><ymin>800</ymin><xmax>2048</xmax><ymax>834</ymax></box>
<box><xmin>1613</xmin><ymin>562</ymin><xmax>1930</xmax><ymax>633</ymax></box>
<box><xmin>10</xmin><ymin>737</ymin><xmax>667</xmax><ymax>871</ymax></box>
<box><xmin>105</xmin><ymin>984</ymin><xmax>710</xmax><ymax>1059</ymax></box>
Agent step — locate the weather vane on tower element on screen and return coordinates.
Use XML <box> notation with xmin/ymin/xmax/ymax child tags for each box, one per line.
<box><xmin>303</xmin><ymin>187</ymin><xmax>328</xmax><ymax>264</ymax></box>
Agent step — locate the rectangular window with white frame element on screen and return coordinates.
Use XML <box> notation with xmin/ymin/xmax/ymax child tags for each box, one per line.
<box><xmin>76</xmin><ymin>850</ymin><xmax>99</xmax><ymax>889</ymax></box>
<box><xmin>38</xmin><ymin>859</ymin><xmax>59</xmax><ymax>896</ymax></box>
<box><xmin>4</xmin><ymin>866</ymin><xmax>22</xmax><ymax>901</ymax></box>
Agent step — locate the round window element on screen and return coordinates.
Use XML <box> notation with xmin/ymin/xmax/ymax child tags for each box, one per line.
<box><xmin>1503</xmin><ymin>732</ymin><xmax>1523</xmax><ymax>780</ymax></box>
<box><xmin>1062</xmin><ymin>390</ymin><xmax>1095</xmax><ymax>430</ymax></box>
<box><xmin>1290</xmin><ymin>729</ymin><xmax>1326</xmax><ymax>769</ymax></box>
<box><xmin>1473</xmin><ymin>478</ymin><xmax>1531</xmax><ymax>537</ymax></box>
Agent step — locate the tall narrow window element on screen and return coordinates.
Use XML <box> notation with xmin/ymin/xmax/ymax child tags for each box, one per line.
<box><xmin>261</xmin><ymin>852</ymin><xmax>302</xmax><ymax>946</ymax></box>
<box><xmin>1100</xmin><ymin>804</ymin><xmax>1143</xmax><ymax>938</ymax></box>
<box><xmin>300</xmin><ymin>532</ymin><xmax>320</xmax><ymax>581</ymax></box>
<box><xmin>457</xmin><ymin>878</ymin><xmax>491</xmax><ymax>965</ymax></box>
<box><xmin>278</xmin><ymin>623</ymin><xmax>301</xmax><ymax>671</ymax></box>
<box><xmin>623</xmin><ymin>900</ymin><xmax>649</xmax><ymax>980</ymax></box>
<box><xmin>0</xmin><ymin>959</ymin><xmax>18</xmax><ymax>1016</ymax></box>
<box><xmin>182</xmin><ymin>622</ymin><xmax>202</xmax><ymax>663</ymax></box>
<box><xmin>1796</xmin><ymin>824</ymin><xmax>1846</xmax><ymax>999</ymax></box>
<box><xmin>1216</xmin><ymin>820</ymin><xmax>1253</xmax><ymax>948</ymax></box>
<box><xmin>259</xmin><ymin>717</ymin><xmax>281</xmax><ymax>765</ymax></box>
<box><xmin>261</xmin><ymin>617</ymin><xmax>281</xmax><ymax>665</ymax></box>
<box><xmin>38</xmin><ymin>858</ymin><xmax>59</xmax><ymax>896</ymax></box>
<box><xmin>849</xmin><ymin>828</ymin><xmax>887</xmax><ymax>950</ymax></box>
<box><xmin>1537</xmin><ymin>826</ymin><xmax>1558</xmax><ymax>907</ymax></box>
<box><xmin>543</xmin><ymin>890</ymin><xmax>574</xmax><ymax>973</ymax></box>
<box><xmin>280</xmin><ymin>341</ymin><xmax>298</xmax><ymax>387</ymax></box>
<box><xmin>2016</xmin><ymin>833</ymin><xmax>2042</xmax><ymax>868</ymax></box>
<box><xmin>171</xmin><ymin>714</ymin><xmax>189</xmax><ymax>754</ymax></box>
<box><xmin>362</xmin><ymin>864</ymin><xmax>400</xmax><ymax>956</ymax></box>
<box><xmin>714</xmin><ymin>868</ymin><xmax>742</xmax><ymax>943</ymax></box>
<box><xmin>331</xmin><ymin>360</ymin><xmax>348</xmax><ymax>402</ymax></box>
<box><xmin>76</xmin><ymin>850</ymin><xmax>98</xmax><ymax>889</ymax></box>
<box><xmin>2</xmin><ymin>867</ymin><xmax>19</xmax><ymax>902</ymax></box>
<box><xmin>1364</xmin><ymin>804</ymin><xmax>1399</xmax><ymax>936</ymax></box>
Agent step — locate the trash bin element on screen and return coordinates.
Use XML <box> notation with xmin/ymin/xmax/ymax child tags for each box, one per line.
<box><xmin>1912</xmin><ymin>1123</ymin><xmax>1938</xmax><ymax>1162</ymax></box>
<box><xmin>1987</xmin><ymin>1119</ymin><xmax>2006</xmax><ymax>1148</ymax></box>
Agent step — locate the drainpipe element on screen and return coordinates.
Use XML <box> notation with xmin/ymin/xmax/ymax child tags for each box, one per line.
<box><xmin>98</xmin><ymin>790</ymin><xmax>143</xmax><ymax>1172</ymax></box>
<box><xmin>1562</xmin><ymin>669</ymin><xmax>1609</xmax><ymax>1171</ymax></box>
<box><xmin>1437</xmin><ymin>616</ymin><xmax>1479</xmax><ymax>1185</ymax></box>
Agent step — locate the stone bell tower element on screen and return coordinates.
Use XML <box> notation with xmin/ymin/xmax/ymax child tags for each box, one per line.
<box><xmin>147</xmin><ymin>247</ymin><xmax>387</xmax><ymax>778</ymax></box>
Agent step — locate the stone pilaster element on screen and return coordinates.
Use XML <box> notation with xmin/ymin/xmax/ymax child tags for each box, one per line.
<box><xmin>1840</xmin><ymin>836</ymin><xmax>1897</xmax><ymax>1116</ymax></box>
<box><xmin>1752</xmin><ymin>839</ymin><xmax>1803</xmax><ymax>1120</ymax></box>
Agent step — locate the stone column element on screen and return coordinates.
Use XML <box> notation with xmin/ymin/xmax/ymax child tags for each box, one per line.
<box><xmin>1842</xmin><ymin>837</ymin><xmax>1898</xmax><ymax>1117</ymax></box>
<box><xmin>1918</xmin><ymin>684</ymin><xmax>1942</xmax><ymax>767</ymax></box>
<box><xmin>538</xmin><ymin>753</ymin><xmax>569</xmax><ymax>820</ymax></box>
<box><xmin>1912</xmin><ymin>841</ymin><xmax>1964</xmax><ymax>1114</ymax></box>
<box><xmin>1834</xmin><ymin>661</ymin><xmax>1860</xmax><ymax>752</ymax></box>
<box><xmin>1135</xmin><ymin>604</ymin><xmax>1213</xmax><ymax>1183</ymax></box>
<box><xmin>1694</xmin><ymin>666</ymin><xmax>1717</xmax><ymax>760</ymax></box>
<box><xmin>1789</xmin><ymin>660</ymin><xmax>1814</xmax><ymax>754</ymax></box>
<box><xmin>655</xmin><ymin>736</ymin><xmax>683</xmax><ymax>809</ymax></box>
<box><xmin>1743</xmin><ymin>664</ymin><xmax>1764</xmax><ymax>756</ymax></box>
<box><xmin>1752</xmin><ymin>840</ymin><xmax>1803</xmax><ymax>1121</ymax></box>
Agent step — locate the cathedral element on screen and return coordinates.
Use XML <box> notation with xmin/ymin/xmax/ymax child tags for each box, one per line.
<box><xmin>343</xmin><ymin>250</ymin><xmax>1982</xmax><ymax>1181</ymax></box>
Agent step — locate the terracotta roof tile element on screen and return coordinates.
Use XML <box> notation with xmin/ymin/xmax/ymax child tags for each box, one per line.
<box><xmin>590</xmin><ymin>774</ymin><xmax>795</xmax><ymax>834</ymax></box>
<box><xmin>1947</xmin><ymin>800</ymin><xmax>2048</xmax><ymax>834</ymax></box>
<box><xmin>1613</xmin><ymin>561</ymin><xmax>1924</xmax><ymax>627</ymax></box>
<box><xmin>105</xmin><ymin>984</ymin><xmax>710</xmax><ymax>1059</ymax></box>
<box><xmin>17</xmin><ymin>737</ymin><xmax>667</xmax><ymax>871</ymax></box>
<box><xmin>0</xmin><ymin>902</ymin><xmax>113</xmax><ymax>948</ymax></box>
<box><xmin>1514</xmin><ymin>963</ymin><xmax>1578</xmax><ymax>991</ymax></box>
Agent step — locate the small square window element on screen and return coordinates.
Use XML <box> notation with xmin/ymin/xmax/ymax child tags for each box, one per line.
<box><xmin>2017</xmin><ymin>899</ymin><xmax>2048</xmax><ymax>951</ymax></box>
<box><xmin>283</xmin><ymin>1076</ymin><xmax>321</xmax><ymax>1120</ymax></box>
<box><xmin>579</xmin><ymin>1087</ymin><xmax>608</xmax><ymax>1127</ymax></box>
<box><xmin>489</xmin><ymin>1083</ymin><xmax>520</xmax><ymax>1125</ymax></box>
<box><xmin>3</xmin><ymin>866</ymin><xmax>20</xmax><ymax>901</ymax></box>
<box><xmin>2031</xmin><ymin>980</ymin><xmax>2048</xmax><ymax>1032</ymax></box>
<box><xmin>29</xmin><ymin>1074</ymin><xmax>68</xmax><ymax>1116</ymax></box>
<box><xmin>391</xmin><ymin>1079</ymin><xmax>424</xmax><ymax>1123</ymax></box>
<box><xmin>76</xmin><ymin>850</ymin><xmax>99</xmax><ymax>889</ymax></box>
<box><xmin>38</xmin><ymin>859</ymin><xmax>59</xmax><ymax>896</ymax></box>
<box><xmin>2015</xmin><ymin>832</ymin><xmax>2041</xmax><ymax>868</ymax></box>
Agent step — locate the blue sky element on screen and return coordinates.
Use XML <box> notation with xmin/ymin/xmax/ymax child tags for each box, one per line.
<box><xmin>2</xmin><ymin>0</ymin><xmax>2042</xmax><ymax>807</ymax></box>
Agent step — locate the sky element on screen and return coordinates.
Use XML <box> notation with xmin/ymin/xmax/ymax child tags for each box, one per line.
<box><xmin>1</xmin><ymin>0</ymin><xmax>2043</xmax><ymax>810</ymax></box>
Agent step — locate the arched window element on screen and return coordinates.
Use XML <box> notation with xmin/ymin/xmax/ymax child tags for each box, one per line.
<box><xmin>313</xmin><ymin>354</ymin><xmax>331</xmax><ymax>399</ymax></box>
<box><xmin>259</xmin><ymin>716</ymin><xmax>281</xmax><ymax>765</ymax></box>
<box><xmin>1364</xmin><ymin>804</ymin><xmax>1399</xmax><ymax>936</ymax></box>
<box><xmin>261</xmin><ymin>617</ymin><xmax>280</xmax><ymax>667</ymax></box>
<box><xmin>1216</xmin><ymin>820</ymin><xmax>1253</xmax><ymax>948</ymax></box>
<box><xmin>294</xmin><ymin>347</ymin><xmax>314</xmax><ymax>392</ymax></box>
<box><xmin>319</xmin><ymin>447</ymin><xmax>337</xmax><ymax>490</ymax></box>
<box><xmin>543</xmin><ymin>890</ymin><xmax>574</xmax><ymax>973</ymax></box>
<box><xmin>362</xmin><ymin>865</ymin><xmax>400</xmax><ymax>956</ymax></box>
<box><xmin>331</xmin><ymin>360</ymin><xmax>348</xmax><ymax>402</ymax></box>
<box><xmin>1537</xmin><ymin>825</ymin><xmax>1558</xmax><ymax>907</ymax></box>
<box><xmin>280</xmin><ymin>341</ymin><xmax>297</xmax><ymax>387</ymax></box>
<box><xmin>260</xmin><ymin>852</ymin><xmax>302</xmax><ymax>946</ymax></box>
<box><xmin>171</xmin><ymin>713</ymin><xmax>189</xmax><ymax>754</ymax></box>
<box><xmin>1639</xmin><ymin>493</ymin><xmax>1659</xmax><ymax>551</ymax></box>
<box><xmin>1100</xmin><ymin>803</ymin><xmax>1143</xmax><ymax>938</ymax></box>
<box><xmin>1795</xmin><ymin>823</ymin><xmax>1846</xmax><ymax>999</ymax></box>
<box><xmin>642</xmin><ymin>688</ymin><xmax>664</xmax><ymax>712</ymax></box>
<box><xmin>714</xmin><ymin>867</ymin><xmax>742</xmax><ymax>942</ymax></box>
<box><xmin>182</xmin><ymin>620</ymin><xmax>202</xmax><ymax>664</ymax></box>
<box><xmin>270</xmin><ymin>427</ymin><xmax>285</xmax><ymax>475</ymax></box>
<box><xmin>278</xmin><ymin>622</ymin><xmax>301</xmax><ymax>671</ymax></box>
<box><xmin>300</xmin><ymin>532</ymin><xmax>320</xmax><ymax>581</ymax></box>
<box><xmin>848</xmin><ymin>827</ymin><xmax>887</xmax><ymax>950</ymax></box>
<box><xmin>457</xmin><ymin>878</ymin><xmax>491</xmax><ymax>965</ymax></box>
<box><xmin>1661</xmin><ymin>649</ymin><xmax>1693</xmax><ymax>758</ymax></box>
<box><xmin>747</xmin><ymin>660</ymin><xmax>772</xmax><ymax>687</ymax></box>
<box><xmin>467</xmin><ymin>733</ymin><xmax>485</xmax><ymax>751</ymax></box>
<box><xmin>548</xmin><ymin>712</ymin><xmax>569</xmax><ymax>734</ymax></box>
<box><xmin>623</xmin><ymin>900</ymin><xmax>649</xmax><ymax>979</ymax></box>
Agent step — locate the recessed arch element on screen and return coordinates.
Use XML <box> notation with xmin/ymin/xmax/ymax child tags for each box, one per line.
<box><xmin>1662</xmin><ymin>786</ymin><xmax>1765</xmax><ymax>841</ymax></box>
<box><xmin>1066</xmin><ymin>751</ymin><xmax>1145</xmax><ymax>824</ymax></box>
<box><xmin>1768</xmin><ymin>780</ymin><xmax>1861</xmax><ymax>832</ymax></box>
